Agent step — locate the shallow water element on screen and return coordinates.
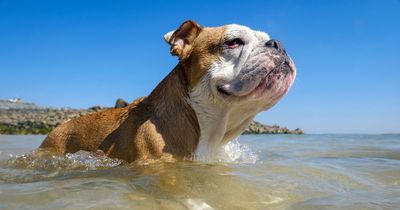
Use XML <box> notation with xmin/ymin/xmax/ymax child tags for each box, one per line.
<box><xmin>0</xmin><ymin>134</ymin><xmax>399</xmax><ymax>210</ymax></box>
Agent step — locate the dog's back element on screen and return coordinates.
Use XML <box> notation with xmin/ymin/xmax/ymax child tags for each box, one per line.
<box><xmin>39</xmin><ymin>97</ymin><xmax>146</xmax><ymax>160</ymax></box>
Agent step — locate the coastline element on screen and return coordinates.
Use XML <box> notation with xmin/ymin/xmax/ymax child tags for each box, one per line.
<box><xmin>0</xmin><ymin>100</ymin><xmax>303</xmax><ymax>135</ymax></box>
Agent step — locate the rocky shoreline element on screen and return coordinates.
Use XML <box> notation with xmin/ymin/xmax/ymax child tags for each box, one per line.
<box><xmin>244</xmin><ymin>121</ymin><xmax>303</xmax><ymax>135</ymax></box>
<box><xmin>0</xmin><ymin>107</ymin><xmax>100</xmax><ymax>134</ymax></box>
<box><xmin>0</xmin><ymin>99</ymin><xmax>303</xmax><ymax>135</ymax></box>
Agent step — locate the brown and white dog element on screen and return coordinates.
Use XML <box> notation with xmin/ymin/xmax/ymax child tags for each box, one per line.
<box><xmin>39</xmin><ymin>20</ymin><xmax>296</xmax><ymax>163</ymax></box>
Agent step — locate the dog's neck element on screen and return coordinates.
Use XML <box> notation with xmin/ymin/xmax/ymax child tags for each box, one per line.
<box><xmin>144</xmin><ymin>63</ymin><xmax>200</xmax><ymax>156</ymax></box>
<box><xmin>143</xmin><ymin>63</ymin><xmax>255</xmax><ymax>158</ymax></box>
<box><xmin>189</xmin><ymin>81</ymin><xmax>256</xmax><ymax>157</ymax></box>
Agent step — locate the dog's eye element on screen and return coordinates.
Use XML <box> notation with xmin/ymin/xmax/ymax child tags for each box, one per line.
<box><xmin>225</xmin><ymin>38</ymin><xmax>244</xmax><ymax>49</ymax></box>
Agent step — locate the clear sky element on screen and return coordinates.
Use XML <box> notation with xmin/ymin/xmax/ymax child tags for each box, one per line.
<box><xmin>0</xmin><ymin>0</ymin><xmax>399</xmax><ymax>134</ymax></box>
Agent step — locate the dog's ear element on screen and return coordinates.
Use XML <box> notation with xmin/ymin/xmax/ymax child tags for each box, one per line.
<box><xmin>163</xmin><ymin>20</ymin><xmax>202</xmax><ymax>60</ymax></box>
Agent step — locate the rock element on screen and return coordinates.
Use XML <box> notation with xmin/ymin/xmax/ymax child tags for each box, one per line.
<box><xmin>115</xmin><ymin>98</ymin><xmax>129</xmax><ymax>108</ymax></box>
<box><xmin>293</xmin><ymin>128</ymin><xmax>304</xmax><ymax>135</ymax></box>
<box><xmin>88</xmin><ymin>106</ymin><xmax>104</xmax><ymax>112</ymax></box>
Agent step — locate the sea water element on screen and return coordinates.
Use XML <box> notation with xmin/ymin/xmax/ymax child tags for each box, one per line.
<box><xmin>0</xmin><ymin>134</ymin><xmax>399</xmax><ymax>209</ymax></box>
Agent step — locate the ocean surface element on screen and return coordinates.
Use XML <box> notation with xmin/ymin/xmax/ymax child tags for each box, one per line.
<box><xmin>0</xmin><ymin>134</ymin><xmax>399</xmax><ymax>210</ymax></box>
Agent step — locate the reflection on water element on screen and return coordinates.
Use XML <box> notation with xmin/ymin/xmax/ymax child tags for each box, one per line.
<box><xmin>0</xmin><ymin>134</ymin><xmax>400</xmax><ymax>209</ymax></box>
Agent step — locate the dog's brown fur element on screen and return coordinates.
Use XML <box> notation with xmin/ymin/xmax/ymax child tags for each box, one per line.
<box><xmin>39</xmin><ymin>21</ymin><xmax>229</xmax><ymax>163</ymax></box>
<box><xmin>40</xmin><ymin>64</ymin><xmax>200</xmax><ymax>163</ymax></box>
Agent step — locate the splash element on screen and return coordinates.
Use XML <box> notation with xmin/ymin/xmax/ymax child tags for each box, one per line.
<box><xmin>4</xmin><ymin>140</ymin><xmax>257</xmax><ymax>169</ymax></box>
<box><xmin>220</xmin><ymin>139</ymin><xmax>258</xmax><ymax>163</ymax></box>
<box><xmin>189</xmin><ymin>139</ymin><xmax>258</xmax><ymax>164</ymax></box>
<box><xmin>6</xmin><ymin>149</ymin><xmax>125</xmax><ymax>170</ymax></box>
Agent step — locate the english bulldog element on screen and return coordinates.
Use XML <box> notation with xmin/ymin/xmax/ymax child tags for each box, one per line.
<box><xmin>39</xmin><ymin>20</ymin><xmax>296</xmax><ymax>163</ymax></box>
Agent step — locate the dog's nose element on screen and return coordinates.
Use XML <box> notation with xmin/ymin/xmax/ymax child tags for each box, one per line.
<box><xmin>265</xmin><ymin>39</ymin><xmax>285</xmax><ymax>52</ymax></box>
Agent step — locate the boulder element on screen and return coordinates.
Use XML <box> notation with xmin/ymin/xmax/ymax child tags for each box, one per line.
<box><xmin>115</xmin><ymin>98</ymin><xmax>129</xmax><ymax>108</ymax></box>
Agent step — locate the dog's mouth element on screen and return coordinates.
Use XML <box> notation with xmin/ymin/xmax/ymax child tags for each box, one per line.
<box><xmin>216</xmin><ymin>58</ymin><xmax>296</xmax><ymax>99</ymax></box>
<box><xmin>217</xmin><ymin>85</ymin><xmax>232</xmax><ymax>96</ymax></box>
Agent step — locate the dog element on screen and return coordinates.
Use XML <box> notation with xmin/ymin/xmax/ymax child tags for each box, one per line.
<box><xmin>39</xmin><ymin>20</ymin><xmax>296</xmax><ymax>163</ymax></box>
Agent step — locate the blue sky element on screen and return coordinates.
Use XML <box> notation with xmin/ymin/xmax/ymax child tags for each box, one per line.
<box><xmin>0</xmin><ymin>0</ymin><xmax>399</xmax><ymax>133</ymax></box>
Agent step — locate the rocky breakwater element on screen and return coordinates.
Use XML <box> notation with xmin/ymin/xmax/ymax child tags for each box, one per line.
<box><xmin>244</xmin><ymin>121</ymin><xmax>304</xmax><ymax>135</ymax></box>
<box><xmin>0</xmin><ymin>99</ymin><xmax>303</xmax><ymax>135</ymax></box>
<box><xmin>0</xmin><ymin>107</ymin><xmax>104</xmax><ymax>134</ymax></box>
<box><xmin>0</xmin><ymin>99</ymin><xmax>109</xmax><ymax>134</ymax></box>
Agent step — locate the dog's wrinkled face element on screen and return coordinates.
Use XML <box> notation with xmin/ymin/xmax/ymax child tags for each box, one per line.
<box><xmin>165</xmin><ymin>21</ymin><xmax>296</xmax><ymax>110</ymax></box>
<box><xmin>165</xmin><ymin>20</ymin><xmax>296</xmax><ymax>156</ymax></box>
<box><xmin>200</xmin><ymin>24</ymin><xmax>295</xmax><ymax>108</ymax></box>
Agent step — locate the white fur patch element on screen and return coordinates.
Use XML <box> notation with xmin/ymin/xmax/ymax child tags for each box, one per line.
<box><xmin>163</xmin><ymin>30</ymin><xmax>174</xmax><ymax>43</ymax></box>
<box><xmin>189</xmin><ymin>24</ymin><xmax>293</xmax><ymax>158</ymax></box>
<box><xmin>212</xmin><ymin>25</ymin><xmax>270</xmax><ymax>87</ymax></box>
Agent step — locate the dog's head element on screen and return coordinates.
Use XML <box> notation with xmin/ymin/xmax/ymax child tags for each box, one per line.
<box><xmin>164</xmin><ymin>20</ymin><xmax>296</xmax><ymax>155</ymax></box>
<box><xmin>164</xmin><ymin>20</ymin><xmax>295</xmax><ymax>109</ymax></box>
